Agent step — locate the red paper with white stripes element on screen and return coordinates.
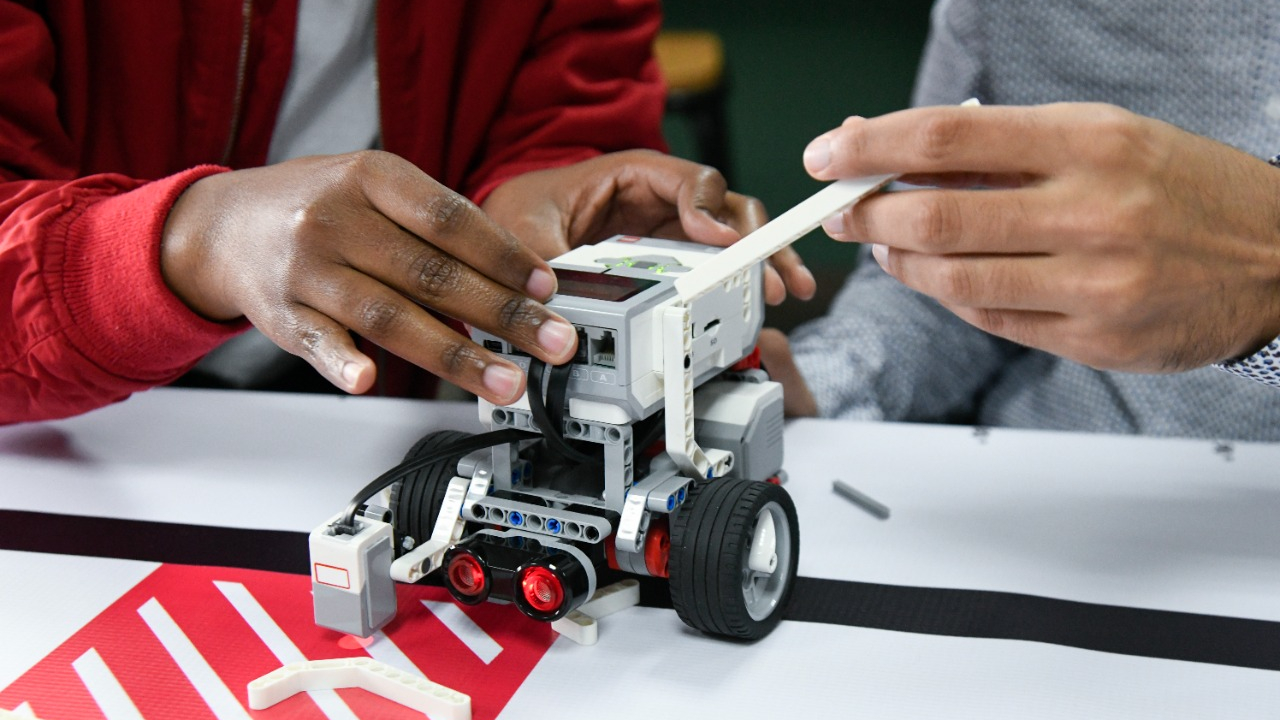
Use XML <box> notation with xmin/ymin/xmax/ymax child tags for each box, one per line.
<box><xmin>1</xmin><ymin>564</ymin><xmax>557</xmax><ymax>719</ymax></box>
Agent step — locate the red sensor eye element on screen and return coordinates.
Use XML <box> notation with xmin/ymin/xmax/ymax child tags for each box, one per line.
<box><xmin>447</xmin><ymin>553</ymin><xmax>486</xmax><ymax>597</ymax></box>
<box><xmin>519</xmin><ymin>566</ymin><xmax>565</xmax><ymax>613</ymax></box>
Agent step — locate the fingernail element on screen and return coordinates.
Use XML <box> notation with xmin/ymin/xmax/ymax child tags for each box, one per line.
<box><xmin>537</xmin><ymin>318</ymin><xmax>577</xmax><ymax>358</ymax></box>
<box><xmin>803</xmin><ymin>137</ymin><xmax>831</xmax><ymax>174</ymax></box>
<box><xmin>526</xmin><ymin>268</ymin><xmax>557</xmax><ymax>300</ymax></box>
<box><xmin>340</xmin><ymin>361</ymin><xmax>363</xmax><ymax>390</ymax></box>
<box><xmin>822</xmin><ymin>212</ymin><xmax>846</xmax><ymax>236</ymax></box>
<box><xmin>483</xmin><ymin>363</ymin><xmax>523</xmax><ymax>402</ymax></box>
<box><xmin>871</xmin><ymin>243</ymin><xmax>889</xmax><ymax>266</ymax></box>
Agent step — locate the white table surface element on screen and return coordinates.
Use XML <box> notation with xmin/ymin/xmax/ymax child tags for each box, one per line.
<box><xmin>2</xmin><ymin>387</ymin><xmax>1277</xmax><ymax>719</ymax></box>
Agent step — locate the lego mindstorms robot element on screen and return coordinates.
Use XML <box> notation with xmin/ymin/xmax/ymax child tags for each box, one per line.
<box><xmin>309</xmin><ymin>177</ymin><xmax>893</xmax><ymax>642</ymax></box>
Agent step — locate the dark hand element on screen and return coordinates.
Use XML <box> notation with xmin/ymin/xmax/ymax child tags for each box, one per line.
<box><xmin>161</xmin><ymin>151</ymin><xmax>578</xmax><ymax>404</ymax></box>
<box><xmin>482</xmin><ymin>149</ymin><xmax>817</xmax><ymax>305</ymax></box>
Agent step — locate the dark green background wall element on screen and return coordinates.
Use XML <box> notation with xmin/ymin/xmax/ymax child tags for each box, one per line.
<box><xmin>660</xmin><ymin>0</ymin><xmax>935</xmax><ymax>331</ymax></box>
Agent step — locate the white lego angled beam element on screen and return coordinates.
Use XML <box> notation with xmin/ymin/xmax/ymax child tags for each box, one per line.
<box><xmin>673</xmin><ymin>174</ymin><xmax>895</xmax><ymax>303</ymax></box>
<box><xmin>389</xmin><ymin>476</ymin><xmax>469</xmax><ymax>583</ymax></box>
<box><xmin>663</xmin><ymin>304</ymin><xmax>714</xmax><ymax>480</ymax></box>
<box><xmin>551</xmin><ymin>579</ymin><xmax>642</xmax><ymax>646</ymax></box>
<box><xmin>247</xmin><ymin>658</ymin><xmax>471</xmax><ymax>720</ymax></box>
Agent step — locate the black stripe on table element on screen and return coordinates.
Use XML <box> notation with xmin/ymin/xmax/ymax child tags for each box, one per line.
<box><xmin>4</xmin><ymin>509</ymin><xmax>1276</xmax><ymax>672</ymax></box>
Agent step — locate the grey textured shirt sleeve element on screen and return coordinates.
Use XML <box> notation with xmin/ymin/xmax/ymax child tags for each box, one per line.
<box><xmin>1216</xmin><ymin>153</ymin><xmax>1280</xmax><ymax>390</ymax></box>
<box><xmin>793</xmin><ymin>0</ymin><xmax>1280</xmax><ymax>439</ymax></box>
<box><xmin>1216</xmin><ymin>337</ymin><xmax>1280</xmax><ymax>388</ymax></box>
<box><xmin>789</xmin><ymin>0</ymin><xmax>1014</xmax><ymax>423</ymax></box>
<box><xmin>790</xmin><ymin>248</ymin><xmax>1022</xmax><ymax>422</ymax></box>
<box><xmin>911</xmin><ymin>0</ymin><xmax>985</xmax><ymax>107</ymax></box>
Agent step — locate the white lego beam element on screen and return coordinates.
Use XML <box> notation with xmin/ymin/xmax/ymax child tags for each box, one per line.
<box><xmin>673</xmin><ymin>174</ymin><xmax>895</xmax><ymax>303</ymax></box>
<box><xmin>551</xmin><ymin>579</ymin><xmax>642</xmax><ymax>646</ymax></box>
<box><xmin>663</xmin><ymin>304</ymin><xmax>732</xmax><ymax>480</ymax></box>
<box><xmin>675</xmin><ymin>98</ymin><xmax>981</xmax><ymax>304</ymax></box>
<box><xmin>389</xmin><ymin>476</ymin><xmax>470</xmax><ymax>583</ymax></box>
<box><xmin>247</xmin><ymin>658</ymin><xmax>471</xmax><ymax>719</ymax></box>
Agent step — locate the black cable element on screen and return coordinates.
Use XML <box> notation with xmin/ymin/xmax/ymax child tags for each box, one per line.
<box><xmin>342</xmin><ymin>358</ymin><xmax>600</xmax><ymax>530</ymax></box>
<box><xmin>548</xmin><ymin>361</ymin><xmax>573</xmax><ymax>435</ymax></box>
<box><xmin>635</xmin><ymin>409</ymin><xmax>666</xmax><ymax>457</ymax></box>
<box><xmin>528</xmin><ymin>358</ymin><xmax>599</xmax><ymax>465</ymax></box>
<box><xmin>339</xmin><ymin>427</ymin><xmax>533</xmax><ymax>530</ymax></box>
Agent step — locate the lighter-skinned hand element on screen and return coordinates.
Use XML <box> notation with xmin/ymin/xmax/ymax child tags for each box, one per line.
<box><xmin>804</xmin><ymin>103</ymin><xmax>1280</xmax><ymax>372</ymax></box>
<box><xmin>482</xmin><ymin>149</ymin><xmax>817</xmax><ymax>305</ymax></box>
<box><xmin>161</xmin><ymin>150</ymin><xmax>578</xmax><ymax>404</ymax></box>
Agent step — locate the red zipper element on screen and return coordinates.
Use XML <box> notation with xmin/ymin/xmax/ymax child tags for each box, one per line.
<box><xmin>219</xmin><ymin>0</ymin><xmax>253</xmax><ymax>166</ymax></box>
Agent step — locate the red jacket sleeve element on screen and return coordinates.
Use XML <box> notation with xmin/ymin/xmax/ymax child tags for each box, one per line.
<box><xmin>461</xmin><ymin>0</ymin><xmax>668</xmax><ymax>202</ymax></box>
<box><xmin>0</xmin><ymin>4</ymin><xmax>243</xmax><ymax>424</ymax></box>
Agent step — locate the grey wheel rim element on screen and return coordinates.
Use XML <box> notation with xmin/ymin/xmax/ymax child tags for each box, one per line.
<box><xmin>741</xmin><ymin>499</ymin><xmax>792</xmax><ymax>621</ymax></box>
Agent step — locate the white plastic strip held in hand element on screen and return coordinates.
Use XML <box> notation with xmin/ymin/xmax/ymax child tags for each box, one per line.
<box><xmin>675</xmin><ymin>97</ymin><xmax>981</xmax><ymax>304</ymax></box>
<box><xmin>673</xmin><ymin>174</ymin><xmax>895</xmax><ymax>303</ymax></box>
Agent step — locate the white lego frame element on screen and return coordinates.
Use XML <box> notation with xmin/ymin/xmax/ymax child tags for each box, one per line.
<box><xmin>389</xmin><ymin>476</ymin><xmax>470</xmax><ymax>583</ymax></box>
<box><xmin>661</xmin><ymin>174</ymin><xmax>896</xmax><ymax>479</ymax></box>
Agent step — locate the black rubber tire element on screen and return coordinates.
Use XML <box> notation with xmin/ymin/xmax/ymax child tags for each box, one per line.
<box><xmin>390</xmin><ymin>430</ymin><xmax>475</xmax><ymax>557</ymax></box>
<box><xmin>668</xmin><ymin>477</ymin><xmax>800</xmax><ymax>640</ymax></box>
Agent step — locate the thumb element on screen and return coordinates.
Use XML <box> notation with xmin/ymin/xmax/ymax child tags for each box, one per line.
<box><xmin>676</xmin><ymin>168</ymin><xmax>742</xmax><ymax>246</ymax></box>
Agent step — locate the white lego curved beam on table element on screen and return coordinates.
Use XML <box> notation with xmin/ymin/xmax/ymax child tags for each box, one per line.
<box><xmin>247</xmin><ymin>658</ymin><xmax>471</xmax><ymax>720</ymax></box>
